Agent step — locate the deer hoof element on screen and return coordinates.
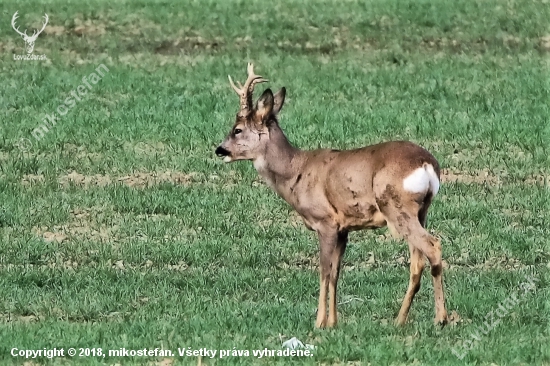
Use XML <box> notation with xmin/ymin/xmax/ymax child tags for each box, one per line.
<box><xmin>434</xmin><ymin>315</ymin><xmax>448</xmax><ymax>327</ymax></box>
<box><xmin>394</xmin><ymin>316</ymin><xmax>407</xmax><ymax>326</ymax></box>
<box><xmin>315</xmin><ymin>317</ymin><xmax>327</xmax><ymax>329</ymax></box>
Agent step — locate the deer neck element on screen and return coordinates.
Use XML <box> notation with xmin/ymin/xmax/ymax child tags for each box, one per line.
<box><xmin>253</xmin><ymin>124</ymin><xmax>303</xmax><ymax>194</ymax></box>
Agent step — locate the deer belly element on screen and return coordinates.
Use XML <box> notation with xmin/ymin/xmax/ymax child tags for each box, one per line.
<box><xmin>339</xmin><ymin>202</ymin><xmax>387</xmax><ymax>231</ymax></box>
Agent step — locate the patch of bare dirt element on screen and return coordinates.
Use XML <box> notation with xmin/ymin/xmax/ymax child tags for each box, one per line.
<box><xmin>280</xmin><ymin>250</ymin><xmax>428</xmax><ymax>271</ymax></box>
<box><xmin>154</xmin><ymin>36</ymin><xmax>223</xmax><ymax>54</ymax></box>
<box><xmin>418</xmin><ymin>34</ymin><xmax>543</xmax><ymax>54</ymax></box>
<box><xmin>117</xmin><ymin>52</ymin><xmax>208</xmax><ymax>68</ymax></box>
<box><xmin>440</xmin><ymin>168</ymin><xmax>501</xmax><ymax>185</ymax></box>
<box><xmin>33</xmin><ymin>206</ymin><xmax>119</xmax><ymax>245</ymax></box>
<box><xmin>0</xmin><ymin>313</ymin><xmax>40</xmax><ymax>323</ymax></box>
<box><xmin>539</xmin><ymin>35</ymin><xmax>550</xmax><ymax>51</ymax></box>
<box><xmin>44</xmin><ymin>25</ymin><xmax>66</xmax><ymax>36</ymax></box>
<box><xmin>108</xmin><ymin>259</ymin><xmax>189</xmax><ymax>272</ymax></box>
<box><xmin>71</xmin><ymin>16</ymin><xmax>108</xmax><ymax>36</ymax></box>
<box><xmin>112</xmin><ymin>259</ymin><xmax>188</xmax><ymax>271</ymax></box>
<box><xmin>440</xmin><ymin>167</ymin><xmax>550</xmax><ymax>187</ymax></box>
<box><xmin>57</xmin><ymin>170</ymin><xmax>198</xmax><ymax>189</ymax></box>
<box><xmin>42</xmin><ymin>231</ymin><xmax>68</xmax><ymax>243</ymax></box>
<box><xmin>0</xmin><ymin>308</ymin><xmax>140</xmax><ymax>324</ymax></box>
<box><xmin>476</xmin><ymin>255</ymin><xmax>525</xmax><ymax>270</ymax></box>
<box><xmin>524</xmin><ymin>174</ymin><xmax>550</xmax><ymax>186</ymax></box>
<box><xmin>280</xmin><ymin>248</ymin><xmax>532</xmax><ymax>272</ymax></box>
<box><xmin>421</xmin><ymin>251</ymin><xmax>530</xmax><ymax>271</ymax></box>
<box><xmin>0</xmin><ymin>262</ymin><xmax>82</xmax><ymax>272</ymax></box>
<box><xmin>118</xmin><ymin>171</ymin><xmax>195</xmax><ymax>188</ymax></box>
<box><xmin>58</xmin><ymin>171</ymin><xmax>112</xmax><ymax>188</ymax></box>
<box><xmin>0</xmin><ymin>258</ymin><xmax>190</xmax><ymax>273</ymax></box>
<box><xmin>31</xmin><ymin>205</ymin><xmax>203</xmax><ymax>247</ymax></box>
<box><xmin>21</xmin><ymin>174</ymin><xmax>45</xmax><ymax>186</ymax></box>
<box><xmin>502</xmin><ymin>208</ymin><xmax>533</xmax><ymax>220</ymax></box>
<box><xmin>435</xmin><ymin>249</ymin><xmax>535</xmax><ymax>271</ymax></box>
<box><xmin>166</xmin><ymin>261</ymin><xmax>189</xmax><ymax>272</ymax></box>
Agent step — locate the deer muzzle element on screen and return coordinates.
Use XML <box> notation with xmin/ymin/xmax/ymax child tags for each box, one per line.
<box><xmin>215</xmin><ymin>146</ymin><xmax>232</xmax><ymax>162</ymax></box>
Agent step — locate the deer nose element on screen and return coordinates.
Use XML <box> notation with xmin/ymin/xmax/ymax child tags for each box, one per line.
<box><xmin>215</xmin><ymin>146</ymin><xmax>230</xmax><ymax>157</ymax></box>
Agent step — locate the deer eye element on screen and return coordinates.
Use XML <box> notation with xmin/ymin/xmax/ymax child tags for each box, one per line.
<box><xmin>234</xmin><ymin>128</ymin><xmax>242</xmax><ymax>135</ymax></box>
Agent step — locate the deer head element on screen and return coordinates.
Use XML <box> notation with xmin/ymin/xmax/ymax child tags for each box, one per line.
<box><xmin>215</xmin><ymin>63</ymin><xmax>286</xmax><ymax>162</ymax></box>
<box><xmin>11</xmin><ymin>12</ymin><xmax>49</xmax><ymax>54</ymax></box>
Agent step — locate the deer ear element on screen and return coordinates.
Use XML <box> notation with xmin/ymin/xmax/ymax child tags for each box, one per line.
<box><xmin>256</xmin><ymin>88</ymin><xmax>274</xmax><ymax>122</ymax></box>
<box><xmin>273</xmin><ymin>87</ymin><xmax>286</xmax><ymax>115</ymax></box>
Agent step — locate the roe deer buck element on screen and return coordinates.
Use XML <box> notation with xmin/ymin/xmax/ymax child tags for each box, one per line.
<box><xmin>215</xmin><ymin>63</ymin><xmax>448</xmax><ymax>328</ymax></box>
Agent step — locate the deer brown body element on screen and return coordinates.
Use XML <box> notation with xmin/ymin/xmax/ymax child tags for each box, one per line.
<box><xmin>215</xmin><ymin>64</ymin><xmax>448</xmax><ymax>328</ymax></box>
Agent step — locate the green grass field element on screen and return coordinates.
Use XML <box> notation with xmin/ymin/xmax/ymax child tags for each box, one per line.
<box><xmin>1</xmin><ymin>0</ymin><xmax>549</xmax><ymax>364</ymax></box>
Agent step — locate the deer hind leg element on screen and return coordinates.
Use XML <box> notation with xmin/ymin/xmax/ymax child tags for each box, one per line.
<box><xmin>395</xmin><ymin>243</ymin><xmax>425</xmax><ymax>325</ymax></box>
<box><xmin>413</xmin><ymin>194</ymin><xmax>447</xmax><ymax>324</ymax></box>
<box><xmin>400</xmin><ymin>218</ymin><xmax>447</xmax><ymax>325</ymax></box>
<box><xmin>389</xmin><ymin>193</ymin><xmax>431</xmax><ymax>239</ymax></box>
<box><xmin>377</xmin><ymin>197</ymin><xmax>447</xmax><ymax>326</ymax></box>
<box><xmin>394</xmin><ymin>192</ymin><xmax>433</xmax><ymax>324</ymax></box>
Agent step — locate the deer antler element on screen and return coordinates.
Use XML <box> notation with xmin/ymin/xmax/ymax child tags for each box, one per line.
<box><xmin>228</xmin><ymin>63</ymin><xmax>268</xmax><ymax>116</ymax></box>
<box><xmin>11</xmin><ymin>11</ymin><xmax>28</xmax><ymax>38</ymax></box>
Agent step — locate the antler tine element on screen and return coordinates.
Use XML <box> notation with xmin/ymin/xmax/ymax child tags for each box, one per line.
<box><xmin>244</xmin><ymin>63</ymin><xmax>268</xmax><ymax>93</ymax></box>
<box><xmin>228</xmin><ymin>75</ymin><xmax>241</xmax><ymax>94</ymax></box>
<box><xmin>242</xmin><ymin>63</ymin><xmax>268</xmax><ymax>114</ymax></box>
<box><xmin>228</xmin><ymin>63</ymin><xmax>268</xmax><ymax>115</ymax></box>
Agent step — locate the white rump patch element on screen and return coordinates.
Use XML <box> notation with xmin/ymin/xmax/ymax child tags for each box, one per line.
<box><xmin>223</xmin><ymin>156</ymin><xmax>232</xmax><ymax>163</ymax></box>
<box><xmin>403</xmin><ymin>164</ymin><xmax>440</xmax><ymax>195</ymax></box>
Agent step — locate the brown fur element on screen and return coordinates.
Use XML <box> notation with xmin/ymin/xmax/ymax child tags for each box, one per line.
<box><xmin>215</xmin><ymin>64</ymin><xmax>448</xmax><ymax>328</ymax></box>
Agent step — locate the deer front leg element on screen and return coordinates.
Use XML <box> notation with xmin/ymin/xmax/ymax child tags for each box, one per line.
<box><xmin>327</xmin><ymin>231</ymin><xmax>348</xmax><ymax>327</ymax></box>
<box><xmin>315</xmin><ymin>270</ymin><xmax>329</xmax><ymax>328</ymax></box>
<box><xmin>315</xmin><ymin>228</ymin><xmax>346</xmax><ymax>328</ymax></box>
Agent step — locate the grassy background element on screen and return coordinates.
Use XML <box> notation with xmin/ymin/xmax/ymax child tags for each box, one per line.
<box><xmin>1</xmin><ymin>0</ymin><xmax>549</xmax><ymax>364</ymax></box>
